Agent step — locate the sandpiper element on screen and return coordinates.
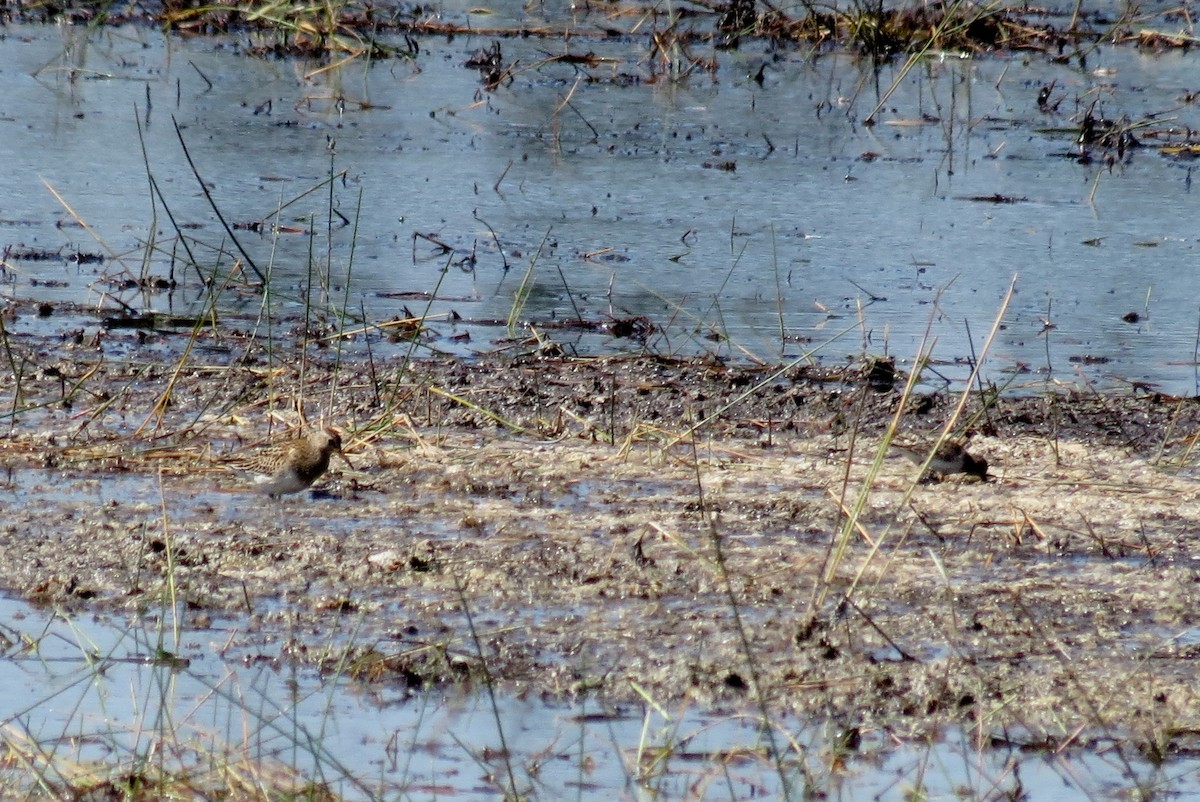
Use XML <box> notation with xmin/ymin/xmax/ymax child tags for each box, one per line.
<box><xmin>893</xmin><ymin>440</ymin><xmax>988</xmax><ymax>481</ymax></box>
<box><xmin>228</xmin><ymin>428</ymin><xmax>348</xmax><ymax>496</ymax></box>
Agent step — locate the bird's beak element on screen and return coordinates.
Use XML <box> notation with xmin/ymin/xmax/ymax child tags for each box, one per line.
<box><xmin>337</xmin><ymin>448</ymin><xmax>355</xmax><ymax>471</ymax></box>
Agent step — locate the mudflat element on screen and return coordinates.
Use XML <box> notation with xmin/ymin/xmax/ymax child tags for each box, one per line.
<box><xmin>3</xmin><ymin>343</ymin><xmax>1199</xmax><ymax>749</ymax></box>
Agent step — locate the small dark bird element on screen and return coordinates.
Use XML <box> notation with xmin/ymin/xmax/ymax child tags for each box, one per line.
<box><xmin>893</xmin><ymin>440</ymin><xmax>988</xmax><ymax>481</ymax></box>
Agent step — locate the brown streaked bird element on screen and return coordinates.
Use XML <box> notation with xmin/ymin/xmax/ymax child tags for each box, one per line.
<box><xmin>893</xmin><ymin>440</ymin><xmax>988</xmax><ymax>481</ymax></box>
<box><xmin>227</xmin><ymin>428</ymin><xmax>348</xmax><ymax>496</ymax></box>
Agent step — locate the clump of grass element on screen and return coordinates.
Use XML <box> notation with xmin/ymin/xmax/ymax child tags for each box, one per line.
<box><xmin>815</xmin><ymin>277</ymin><xmax>1015</xmax><ymax>614</ymax></box>
<box><xmin>162</xmin><ymin>0</ymin><xmax>408</xmax><ymax>61</ymax></box>
<box><xmin>506</xmin><ymin>228</ymin><xmax>553</xmax><ymax>339</ymax></box>
<box><xmin>2</xmin><ymin>725</ymin><xmax>347</xmax><ymax>802</ymax></box>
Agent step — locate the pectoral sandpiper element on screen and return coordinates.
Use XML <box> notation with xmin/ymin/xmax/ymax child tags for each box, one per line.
<box><xmin>893</xmin><ymin>440</ymin><xmax>988</xmax><ymax>481</ymax></box>
<box><xmin>228</xmin><ymin>428</ymin><xmax>348</xmax><ymax>496</ymax></box>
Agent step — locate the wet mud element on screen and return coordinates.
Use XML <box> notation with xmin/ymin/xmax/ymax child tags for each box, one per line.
<box><xmin>2</xmin><ymin>335</ymin><xmax>1200</xmax><ymax>751</ymax></box>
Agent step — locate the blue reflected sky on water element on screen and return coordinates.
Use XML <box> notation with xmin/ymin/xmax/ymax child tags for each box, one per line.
<box><xmin>0</xmin><ymin>593</ymin><xmax>1195</xmax><ymax>801</ymax></box>
<box><xmin>2</xmin><ymin>15</ymin><xmax>1200</xmax><ymax>391</ymax></box>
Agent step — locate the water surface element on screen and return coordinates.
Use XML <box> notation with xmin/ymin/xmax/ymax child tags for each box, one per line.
<box><xmin>0</xmin><ymin>596</ymin><xmax>1193</xmax><ymax>801</ymax></box>
<box><xmin>3</xmin><ymin>15</ymin><xmax>1199</xmax><ymax>391</ymax></box>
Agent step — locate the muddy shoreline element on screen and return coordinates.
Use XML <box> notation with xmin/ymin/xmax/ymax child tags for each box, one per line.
<box><xmin>2</xmin><ymin>346</ymin><xmax>1199</xmax><ymax>751</ymax></box>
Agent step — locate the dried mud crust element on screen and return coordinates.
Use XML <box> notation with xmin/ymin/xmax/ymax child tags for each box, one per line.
<box><xmin>4</xmin><ymin>353</ymin><xmax>1200</xmax><ymax>745</ymax></box>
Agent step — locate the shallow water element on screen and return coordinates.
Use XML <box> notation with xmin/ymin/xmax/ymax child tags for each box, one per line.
<box><xmin>0</xmin><ymin>595</ymin><xmax>1194</xmax><ymax>801</ymax></box>
<box><xmin>3</xmin><ymin>13</ymin><xmax>1200</xmax><ymax>392</ymax></box>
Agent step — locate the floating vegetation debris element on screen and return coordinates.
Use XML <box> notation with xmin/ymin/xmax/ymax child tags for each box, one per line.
<box><xmin>11</xmin><ymin>0</ymin><xmax>1200</xmax><ymax>66</ymax></box>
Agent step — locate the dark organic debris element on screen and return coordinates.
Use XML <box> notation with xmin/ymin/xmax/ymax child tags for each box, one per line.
<box><xmin>540</xmin><ymin>51</ymin><xmax>613</xmax><ymax>68</ymax></box>
<box><xmin>716</xmin><ymin>0</ymin><xmax>757</xmax><ymax>48</ymax></box>
<box><xmin>381</xmin><ymin>316</ymin><xmax>425</xmax><ymax>342</ymax></box>
<box><xmin>962</xmin><ymin>194</ymin><xmax>1029</xmax><ymax>204</ymax></box>
<box><xmin>1036</xmin><ymin>81</ymin><xmax>1056</xmax><ymax>110</ymax></box>
<box><xmin>466</xmin><ymin>41</ymin><xmax>508</xmax><ymax>90</ymax></box>
<box><xmin>377</xmin><ymin>291</ymin><xmax>436</xmax><ymax>300</ymax></box>
<box><xmin>522</xmin><ymin>315</ymin><xmax>656</xmax><ymax>341</ymax></box>
<box><xmin>102</xmin><ymin>314</ymin><xmax>211</xmax><ymax>330</ymax></box>
<box><xmin>5</xmin><ymin>246</ymin><xmax>64</xmax><ymax>262</ymax></box>
<box><xmin>604</xmin><ymin>316</ymin><xmax>655</xmax><ymax>339</ymax></box>
<box><xmin>1078</xmin><ymin>110</ymin><xmax>1140</xmax><ymax>157</ymax></box>
<box><xmin>109</xmin><ymin>276</ymin><xmax>177</xmax><ymax>292</ymax></box>
<box><xmin>866</xmin><ymin>356</ymin><xmax>898</xmax><ymax>393</ymax></box>
<box><xmin>3</xmin><ymin>245</ymin><xmax>104</xmax><ymax>265</ymax></box>
<box><xmin>582</xmin><ymin>250</ymin><xmax>630</xmax><ymax>263</ymax></box>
